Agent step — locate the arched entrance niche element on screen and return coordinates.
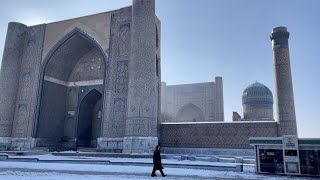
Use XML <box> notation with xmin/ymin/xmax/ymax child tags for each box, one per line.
<box><xmin>35</xmin><ymin>28</ymin><xmax>107</xmax><ymax>148</ymax></box>
<box><xmin>77</xmin><ymin>89</ymin><xmax>102</xmax><ymax>147</ymax></box>
<box><xmin>176</xmin><ymin>103</ymin><xmax>205</xmax><ymax>122</ymax></box>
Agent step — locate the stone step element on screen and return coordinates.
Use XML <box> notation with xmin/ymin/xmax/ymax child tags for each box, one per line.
<box><xmin>77</xmin><ymin>147</ymin><xmax>97</xmax><ymax>152</ymax></box>
<box><xmin>0</xmin><ymin>153</ymin><xmax>8</xmax><ymax>160</ymax></box>
<box><xmin>31</xmin><ymin>147</ymin><xmax>50</xmax><ymax>151</ymax></box>
<box><xmin>243</xmin><ymin>159</ymin><xmax>255</xmax><ymax>164</ymax></box>
<box><xmin>52</xmin><ymin>152</ymin><xmax>153</xmax><ymax>158</ymax></box>
<box><xmin>218</xmin><ymin>157</ymin><xmax>235</xmax><ymax>163</ymax></box>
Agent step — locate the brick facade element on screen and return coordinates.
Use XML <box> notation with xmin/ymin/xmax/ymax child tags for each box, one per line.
<box><xmin>160</xmin><ymin>122</ymin><xmax>278</xmax><ymax>149</ymax></box>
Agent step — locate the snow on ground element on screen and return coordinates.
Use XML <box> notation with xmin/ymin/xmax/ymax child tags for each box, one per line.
<box><xmin>0</xmin><ymin>171</ymin><xmax>159</xmax><ymax>180</ymax></box>
<box><xmin>2</xmin><ymin>153</ymin><xmax>314</xmax><ymax>179</ymax></box>
<box><xmin>0</xmin><ymin>161</ymin><xmax>313</xmax><ymax>180</ymax></box>
<box><xmin>0</xmin><ymin>171</ymin><xmax>230</xmax><ymax>180</ymax></box>
<box><xmin>9</xmin><ymin>153</ymin><xmax>239</xmax><ymax>167</ymax></box>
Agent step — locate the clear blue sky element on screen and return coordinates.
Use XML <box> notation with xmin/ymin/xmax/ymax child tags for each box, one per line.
<box><xmin>0</xmin><ymin>0</ymin><xmax>319</xmax><ymax>138</ymax></box>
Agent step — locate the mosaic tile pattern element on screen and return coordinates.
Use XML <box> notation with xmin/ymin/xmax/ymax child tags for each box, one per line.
<box><xmin>126</xmin><ymin>0</ymin><xmax>158</xmax><ymax>137</ymax></box>
<box><xmin>103</xmin><ymin>7</ymin><xmax>131</xmax><ymax>139</ymax></box>
<box><xmin>68</xmin><ymin>48</ymin><xmax>105</xmax><ymax>82</ymax></box>
<box><xmin>115</xmin><ymin>61</ymin><xmax>129</xmax><ymax>94</ymax></box>
<box><xmin>11</xmin><ymin>24</ymin><xmax>46</xmax><ymax>139</ymax></box>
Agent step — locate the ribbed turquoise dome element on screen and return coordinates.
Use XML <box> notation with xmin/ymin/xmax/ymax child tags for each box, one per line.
<box><xmin>242</xmin><ymin>82</ymin><xmax>273</xmax><ymax>105</ymax></box>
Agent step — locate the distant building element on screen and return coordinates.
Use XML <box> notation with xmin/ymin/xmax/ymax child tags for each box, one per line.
<box><xmin>233</xmin><ymin>82</ymin><xmax>274</xmax><ymax>121</ymax></box>
<box><xmin>161</xmin><ymin>76</ymin><xmax>224</xmax><ymax>122</ymax></box>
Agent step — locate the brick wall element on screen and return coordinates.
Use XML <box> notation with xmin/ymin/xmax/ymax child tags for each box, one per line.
<box><xmin>160</xmin><ymin>121</ymin><xmax>278</xmax><ymax>149</ymax></box>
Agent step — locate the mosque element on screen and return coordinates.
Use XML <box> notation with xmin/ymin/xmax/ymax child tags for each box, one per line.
<box><xmin>0</xmin><ymin>0</ymin><xmax>298</xmax><ymax>153</ymax></box>
<box><xmin>161</xmin><ymin>79</ymin><xmax>274</xmax><ymax>123</ymax></box>
<box><xmin>0</xmin><ymin>0</ymin><xmax>161</xmax><ymax>153</ymax></box>
<box><xmin>160</xmin><ymin>26</ymin><xmax>298</xmax><ymax>150</ymax></box>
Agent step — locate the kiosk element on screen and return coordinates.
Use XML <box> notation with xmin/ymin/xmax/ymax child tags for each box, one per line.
<box><xmin>250</xmin><ymin>136</ymin><xmax>320</xmax><ymax>177</ymax></box>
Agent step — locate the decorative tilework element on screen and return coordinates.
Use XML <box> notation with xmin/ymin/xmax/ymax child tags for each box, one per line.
<box><xmin>126</xmin><ymin>0</ymin><xmax>158</xmax><ymax>138</ymax></box>
<box><xmin>115</xmin><ymin>61</ymin><xmax>128</xmax><ymax>93</ymax></box>
<box><xmin>111</xmin><ymin>98</ymin><xmax>126</xmax><ymax>137</ymax></box>
<box><xmin>102</xmin><ymin>7</ymin><xmax>131</xmax><ymax>139</ymax></box>
<box><xmin>69</xmin><ymin>48</ymin><xmax>105</xmax><ymax>82</ymax></box>
<box><xmin>12</xmin><ymin>24</ymin><xmax>46</xmax><ymax>138</ymax></box>
<box><xmin>97</xmin><ymin>137</ymin><xmax>124</xmax><ymax>152</ymax></box>
<box><xmin>270</xmin><ymin>29</ymin><xmax>289</xmax><ymax>48</ymax></box>
<box><xmin>118</xmin><ymin>23</ymin><xmax>130</xmax><ymax>58</ymax></box>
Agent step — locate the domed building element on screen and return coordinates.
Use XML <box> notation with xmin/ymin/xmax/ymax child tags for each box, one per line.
<box><xmin>233</xmin><ymin>82</ymin><xmax>274</xmax><ymax>121</ymax></box>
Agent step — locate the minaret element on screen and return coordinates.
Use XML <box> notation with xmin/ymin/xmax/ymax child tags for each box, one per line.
<box><xmin>270</xmin><ymin>27</ymin><xmax>298</xmax><ymax>136</ymax></box>
<box><xmin>0</xmin><ymin>22</ymin><xmax>27</xmax><ymax>138</ymax></box>
<box><xmin>123</xmin><ymin>0</ymin><xmax>158</xmax><ymax>153</ymax></box>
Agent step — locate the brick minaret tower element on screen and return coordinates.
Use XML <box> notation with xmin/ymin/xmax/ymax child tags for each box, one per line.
<box><xmin>270</xmin><ymin>27</ymin><xmax>298</xmax><ymax>136</ymax></box>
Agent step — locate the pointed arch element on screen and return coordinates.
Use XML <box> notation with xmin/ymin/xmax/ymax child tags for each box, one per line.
<box><xmin>40</xmin><ymin>27</ymin><xmax>108</xmax><ymax>79</ymax></box>
<box><xmin>42</xmin><ymin>22</ymin><xmax>105</xmax><ymax>60</ymax></box>
<box><xmin>176</xmin><ymin>103</ymin><xmax>205</xmax><ymax>122</ymax></box>
<box><xmin>33</xmin><ymin>27</ymin><xmax>109</xmax><ymax>140</ymax></box>
<box><xmin>76</xmin><ymin>89</ymin><xmax>102</xmax><ymax>147</ymax></box>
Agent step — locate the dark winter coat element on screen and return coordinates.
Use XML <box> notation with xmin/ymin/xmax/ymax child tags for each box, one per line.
<box><xmin>153</xmin><ymin>149</ymin><xmax>163</xmax><ymax>170</ymax></box>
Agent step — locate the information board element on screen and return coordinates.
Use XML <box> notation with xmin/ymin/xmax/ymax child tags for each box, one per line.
<box><xmin>282</xmin><ymin>135</ymin><xmax>300</xmax><ymax>175</ymax></box>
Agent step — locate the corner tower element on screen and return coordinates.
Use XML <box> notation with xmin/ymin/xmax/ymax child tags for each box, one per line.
<box><xmin>270</xmin><ymin>27</ymin><xmax>298</xmax><ymax>136</ymax></box>
<box><xmin>0</xmin><ymin>23</ymin><xmax>27</xmax><ymax>140</ymax></box>
<box><xmin>123</xmin><ymin>0</ymin><xmax>158</xmax><ymax>153</ymax></box>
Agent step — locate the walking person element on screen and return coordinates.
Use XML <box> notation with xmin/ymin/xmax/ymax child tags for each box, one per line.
<box><xmin>151</xmin><ymin>145</ymin><xmax>166</xmax><ymax>177</ymax></box>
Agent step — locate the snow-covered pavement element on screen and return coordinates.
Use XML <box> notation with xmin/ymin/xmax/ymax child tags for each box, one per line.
<box><xmin>0</xmin><ymin>161</ymin><xmax>313</xmax><ymax>180</ymax></box>
<box><xmin>7</xmin><ymin>153</ymin><xmax>242</xmax><ymax>167</ymax></box>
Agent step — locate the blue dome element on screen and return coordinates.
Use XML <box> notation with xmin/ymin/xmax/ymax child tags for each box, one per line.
<box><xmin>242</xmin><ymin>82</ymin><xmax>273</xmax><ymax>105</ymax></box>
